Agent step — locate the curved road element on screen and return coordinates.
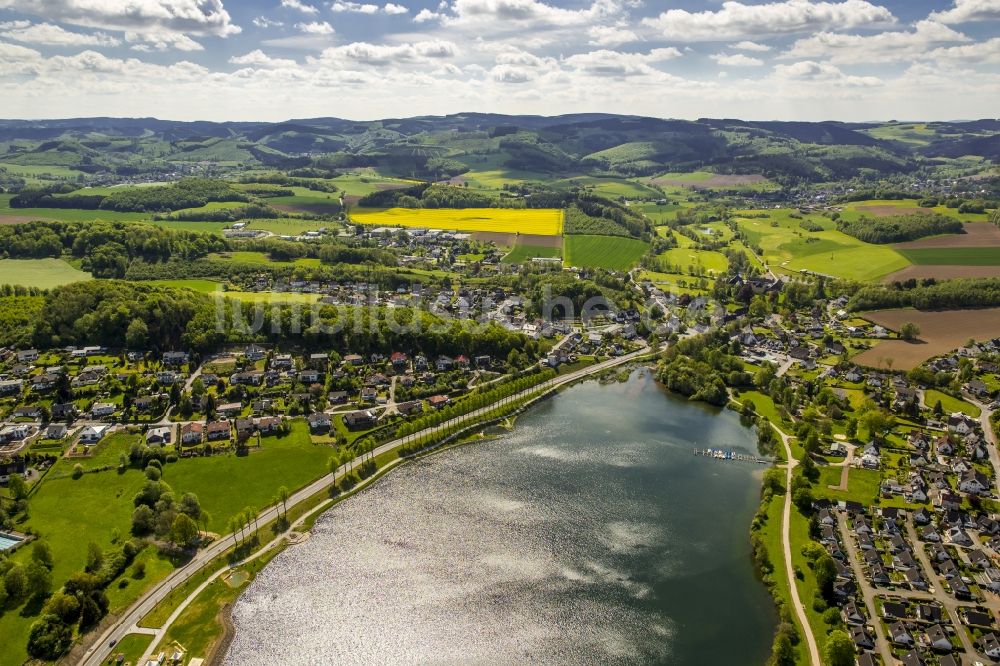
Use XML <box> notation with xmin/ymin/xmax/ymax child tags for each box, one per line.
<box><xmin>773</xmin><ymin>424</ymin><xmax>822</xmax><ymax>666</ymax></box>
<box><xmin>81</xmin><ymin>345</ymin><xmax>653</xmax><ymax>666</ymax></box>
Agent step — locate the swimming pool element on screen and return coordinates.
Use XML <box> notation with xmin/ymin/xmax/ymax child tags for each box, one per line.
<box><xmin>0</xmin><ymin>533</ymin><xmax>22</xmax><ymax>551</ymax></box>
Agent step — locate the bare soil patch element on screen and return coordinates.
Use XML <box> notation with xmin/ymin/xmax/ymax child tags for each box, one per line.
<box><xmin>853</xmin><ymin>307</ymin><xmax>1000</xmax><ymax>370</ymax></box>
<box><xmin>342</xmin><ymin>195</ymin><xmax>362</xmax><ymax>207</ymax></box>
<box><xmin>519</xmin><ymin>233</ymin><xmax>563</xmax><ymax>248</ymax></box>
<box><xmin>894</xmin><ymin>222</ymin><xmax>1000</xmax><ymax>249</ymax></box>
<box><xmin>0</xmin><ymin>215</ymin><xmax>55</xmax><ymax>224</ymax></box>
<box><xmin>472</xmin><ymin>231</ymin><xmax>516</xmax><ymax>246</ymax></box>
<box><xmin>650</xmin><ymin>174</ymin><xmax>767</xmax><ymax>189</ymax></box>
<box><xmin>883</xmin><ymin>265</ymin><xmax>1000</xmax><ymax>283</ymax></box>
<box><xmin>272</xmin><ymin>203</ymin><xmax>341</xmax><ymax>215</ymax></box>
<box><xmin>854</xmin><ymin>205</ymin><xmax>928</xmax><ymax>218</ymax></box>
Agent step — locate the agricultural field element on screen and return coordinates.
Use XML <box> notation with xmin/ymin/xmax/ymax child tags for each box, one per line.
<box><xmin>855</xmin><ymin>308</ymin><xmax>1000</xmax><ymax>370</ymax></box>
<box><xmin>897</xmin><ymin>247</ymin><xmax>1000</xmax><ymax>265</ymax></box>
<box><xmin>646</xmin><ymin>171</ymin><xmax>778</xmax><ymax>191</ymax></box>
<box><xmin>266</xmin><ymin>186</ymin><xmax>342</xmax><ymax>215</ymax></box>
<box><xmin>351</xmin><ymin>207</ymin><xmax>564</xmax><ymax>236</ymax></box>
<box><xmin>734</xmin><ymin>209</ymin><xmax>910</xmax><ymax>282</ymax></box>
<box><xmin>0</xmin><ymin>257</ymin><xmax>92</xmax><ymax>288</ymax></box>
<box><xmin>894</xmin><ymin>222</ymin><xmax>1000</xmax><ymax>249</ymax></box>
<box><xmin>838</xmin><ymin>199</ymin><xmax>990</xmax><ymax>223</ymax></box>
<box><xmin>564</xmin><ymin>234</ymin><xmax>649</xmax><ymax>271</ymax></box>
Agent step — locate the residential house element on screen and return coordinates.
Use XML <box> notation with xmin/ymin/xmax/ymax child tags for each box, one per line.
<box><xmin>162</xmin><ymin>351</ymin><xmax>189</xmax><ymax>365</ymax></box>
<box><xmin>181</xmin><ymin>422</ymin><xmax>204</xmax><ymax>445</ymax></box>
<box><xmin>307</xmin><ymin>412</ymin><xmax>332</xmax><ymax>433</ymax></box>
<box><xmin>343</xmin><ymin>410</ymin><xmax>375</xmax><ymax>429</ymax></box>
<box><xmin>428</xmin><ymin>395</ymin><xmax>450</xmax><ymax>409</ymax></box>
<box><xmin>146</xmin><ymin>426</ymin><xmax>172</xmax><ymax>445</ymax></box>
<box><xmin>79</xmin><ymin>425</ymin><xmax>109</xmax><ymax>444</ymax></box>
<box><xmin>925</xmin><ymin>624</ymin><xmax>952</xmax><ymax>652</ymax></box>
<box><xmin>45</xmin><ymin>424</ymin><xmax>67</xmax><ymax>439</ymax></box>
<box><xmin>889</xmin><ymin>622</ymin><xmax>914</xmax><ymax>646</ymax></box>
<box><xmin>206</xmin><ymin>421</ymin><xmax>231</xmax><ymax>442</ymax></box>
<box><xmin>91</xmin><ymin>402</ymin><xmax>116</xmax><ymax>417</ymax></box>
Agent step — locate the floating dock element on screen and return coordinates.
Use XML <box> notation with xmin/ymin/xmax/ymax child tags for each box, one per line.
<box><xmin>694</xmin><ymin>448</ymin><xmax>771</xmax><ymax>464</ymax></box>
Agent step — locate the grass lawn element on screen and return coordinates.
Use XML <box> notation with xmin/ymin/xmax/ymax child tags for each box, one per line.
<box><xmin>656</xmin><ymin>248</ymin><xmax>729</xmax><ymax>275</ymax></box>
<box><xmin>222</xmin><ymin>290</ymin><xmax>322</xmax><ymax>304</ymax></box>
<box><xmin>924</xmin><ymin>389</ymin><xmax>982</xmax><ymax>417</ymax></box>
<box><xmin>147</xmin><ymin>279</ymin><xmax>223</xmax><ymax>294</ymax></box>
<box><xmin>167</xmin><ymin>420</ymin><xmax>331</xmax><ymax>532</ymax></box>
<box><xmin>153</xmin><ymin>546</ymin><xmax>283</xmax><ymax>661</ymax></box>
<box><xmin>110</xmin><ymin>633</ymin><xmax>155</xmax><ymax>665</ymax></box>
<box><xmin>0</xmin><ymin>258</ymin><xmax>92</xmax><ymax>289</ymax></box>
<box><xmin>636</xmin><ymin>270</ymin><xmax>710</xmax><ymax>295</ymax></box>
<box><xmin>815</xmin><ymin>466</ymin><xmax>881</xmax><ymax>505</ymax></box>
<box><xmin>564</xmin><ymin>234</ymin><xmax>649</xmax><ymax>270</ymax></box>
<box><xmin>351</xmin><ymin>207</ymin><xmax>564</xmax><ymax>236</ymax></box>
<box><xmin>758</xmin><ymin>495</ymin><xmax>811</xmax><ymax>666</ymax></box>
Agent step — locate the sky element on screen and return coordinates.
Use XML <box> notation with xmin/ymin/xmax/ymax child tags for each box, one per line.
<box><xmin>0</xmin><ymin>0</ymin><xmax>998</xmax><ymax>122</ymax></box>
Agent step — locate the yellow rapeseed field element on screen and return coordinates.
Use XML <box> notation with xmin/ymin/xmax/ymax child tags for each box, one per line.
<box><xmin>350</xmin><ymin>207</ymin><xmax>564</xmax><ymax>236</ymax></box>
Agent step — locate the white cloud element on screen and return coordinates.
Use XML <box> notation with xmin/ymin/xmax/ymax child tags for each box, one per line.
<box><xmin>445</xmin><ymin>0</ymin><xmax>627</xmax><ymax>28</ymax></box>
<box><xmin>732</xmin><ymin>40</ymin><xmax>771</xmax><ymax>52</ymax></box>
<box><xmin>927</xmin><ymin>37</ymin><xmax>1000</xmax><ymax>64</ymax></box>
<box><xmin>229</xmin><ymin>49</ymin><xmax>296</xmax><ymax>68</ymax></box>
<box><xmin>384</xmin><ymin>3</ymin><xmax>408</xmax><ymax>14</ymax></box>
<box><xmin>252</xmin><ymin>16</ymin><xmax>284</xmax><ymax>28</ymax></box>
<box><xmin>126</xmin><ymin>30</ymin><xmax>204</xmax><ymax>51</ymax></box>
<box><xmin>313</xmin><ymin>40</ymin><xmax>458</xmax><ymax>65</ymax></box>
<box><xmin>563</xmin><ymin>47</ymin><xmax>682</xmax><ymax>76</ymax></box>
<box><xmin>710</xmin><ymin>52</ymin><xmax>764</xmax><ymax>67</ymax></box>
<box><xmin>772</xmin><ymin>60</ymin><xmax>881</xmax><ymax>86</ymax></box>
<box><xmin>296</xmin><ymin>21</ymin><xmax>334</xmax><ymax>34</ymax></box>
<box><xmin>281</xmin><ymin>0</ymin><xmax>318</xmax><ymax>14</ymax></box>
<box><xmin>930</xmin><ymin>0</ymin><xmax>1000</xmax><ymax>24</ymax></box>
<box><xmin>0</xmin><ymin>0</ymin><xmax>242</xmax><ymax>45</ymax></box>
<box><xmin>0</xmin><ymin>21</ymin><xmax>120</xmax><ymax>47</ymax></box>
<box><xmin>782</xmin><ymin>20</ymin><xmax>969</xmax><ymax>64</ymax></box>
<box><xmin>331</xmin><ymin>1</ymin><xmax>379</xmax><ymax>13</ymax></box>
<box><xmin>643</xmin><ymin>0</ymin><xmax>895</xmax><ymax>42</ymax></box>
<box><xmin>413</xmin><ymin>8</ymin><xmax>442</xmax><ymax>22</ymax></box>
<box><xmin>587</xmin><ymin>25</ymin><xmax>639</xmax><ymax>47</ymax></box>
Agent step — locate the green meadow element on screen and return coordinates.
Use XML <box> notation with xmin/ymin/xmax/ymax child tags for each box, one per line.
<box><xmin>0</xmin><ymin>258</ymin><xmax>92</xmax><ymax>288</ymax></box>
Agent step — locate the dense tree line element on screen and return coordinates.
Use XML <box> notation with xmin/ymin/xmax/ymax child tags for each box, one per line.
<box><xmin>153</xmin><ymin>203</ymin><xmax>280</xmax><ymax>222</ymax></box>
<box><xmin>835</xmin><ymin>213</ymin><xmax>963</xmax><ymax>244</ymax></box>
<box><xmin>0</xmin><ymin>221</ymin><xmax>226</xmax><ymax>277</ymax></box>
<box><xmin>11</xmin><ymin>178</ymin><xmax>249</xmax><ymax>213</ymax></box>
<box><xmin>31</xmin><ymin>281</ymin><xmax>222</xmax><ymax>351</ymax></box>
<box><xmin>654</xmin><ymin>332</ymin><xmax>753</xmax><ymax>406</ymax></box>
<box><xmin>238</xmin><ymin>172</ymin><xmax>339</xmax><ymax>193</ymax></box>
<box><xmin>851</xmin><ymin>277</ymin><xmax>1000</xmax><ymax>311</ymax></box>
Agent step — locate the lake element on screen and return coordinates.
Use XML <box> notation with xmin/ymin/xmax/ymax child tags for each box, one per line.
<box><xmin>224</xmin><ymin>370</ymin><xmax>775</xmax><ymax>665</ymax></box>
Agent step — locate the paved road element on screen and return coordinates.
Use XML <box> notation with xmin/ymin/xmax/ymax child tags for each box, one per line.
<box><xmin>835</xmin><ymin>513</ymin><xmax>896</xmax><ymax>665</ymax></box>
<box><xmin>773</xmin><ymin>424</ymin><xmax>822</xmax><ymax>666</ymax></box>
<box><xmin>837</xmin><ymin>511</ymin><xmax>993</xmax><ymax>664</ymax></box>
<box><xmin>80</xmin><ymin>345</ymin><xmax>654</xmax><ymax>666</ymax></box>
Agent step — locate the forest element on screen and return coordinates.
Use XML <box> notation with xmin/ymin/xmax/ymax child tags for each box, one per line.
<box><xmin>850</xmin><ymin>277</ymin><xmax>1000</xmax><ymax>310</ymax></box>
<box><xmin>835</xmin><ymin>213</ymin><xmax>963</xmax><ymax>244</ymax></box>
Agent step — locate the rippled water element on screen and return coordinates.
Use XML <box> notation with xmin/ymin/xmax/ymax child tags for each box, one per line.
<box><xmin>224</xmin><ymin>371</ymin><xmax>775</xmax><ymax>665</ymax></box>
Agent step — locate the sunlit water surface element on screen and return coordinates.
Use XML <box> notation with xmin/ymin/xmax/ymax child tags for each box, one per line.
<box><xmin>224</xmin><ymin>371</ymin><xmax>775</xmax><ymax>665</ymax></box>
